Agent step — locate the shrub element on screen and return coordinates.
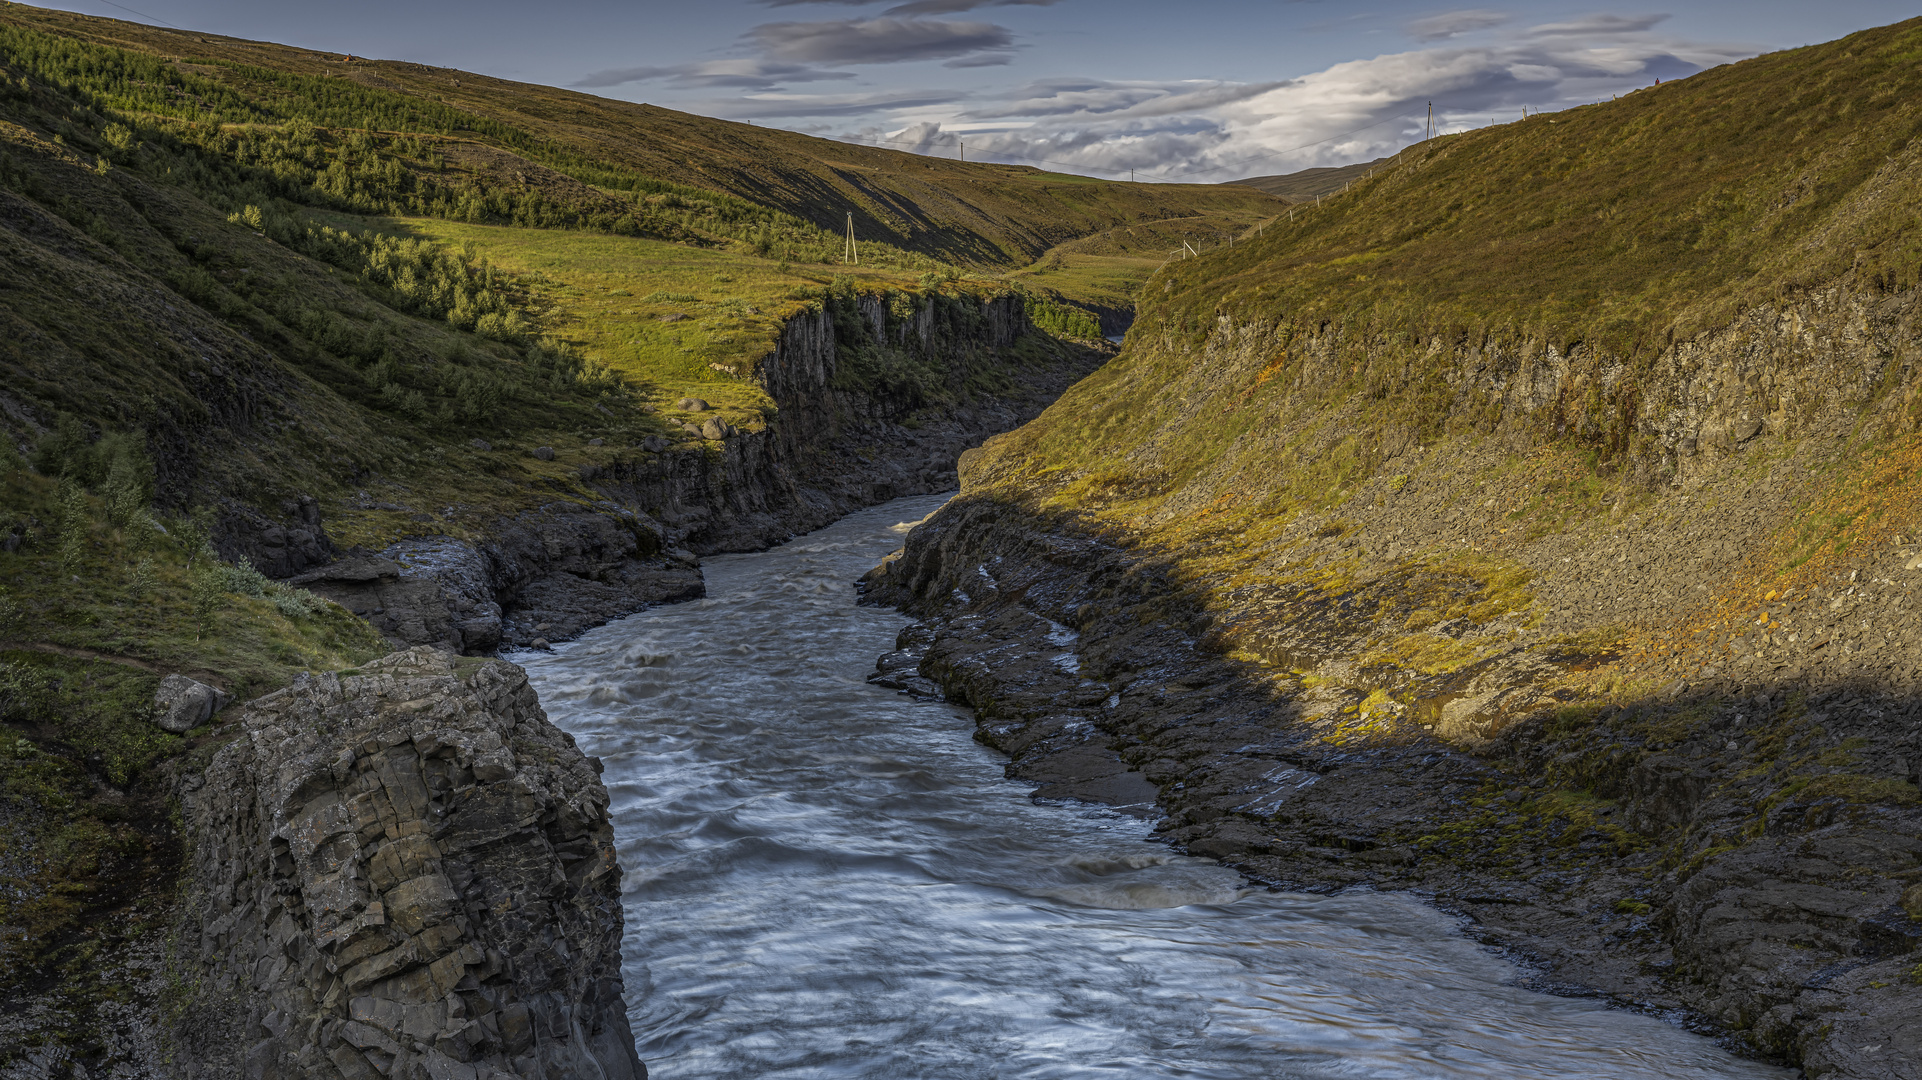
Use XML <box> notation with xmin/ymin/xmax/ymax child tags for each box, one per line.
<box><xmin>0</xmin><ymin>660</ymin><xmax>50</xmax><ymax>721</ymax></box>
<box><xmin>56</xmin><ymin>484</ymin><xmax>88</xmax><ymax>575</ymax></box>
<box><xmin>268</xmin><ymin>584</ymin><xmax>322</xmax><ymax>619</ymax></box>
<box><xmin>218</xmin><ymin>557</ymin><xmax>270</xmax><ymax>598</ymax></box>
<box><xmin>32</xmin><ymin>413</ymin><xmax>90</xmax><ymax>478</ymax></box>
<box><xmin>174</xmin><ymin>507</ymin><xmax>217</xmax><ymax>563</ymax></box>
<box><xmin>101</xmin><ymin>441</ymin><xmax>152</xmax><ymax>528</ymax></box>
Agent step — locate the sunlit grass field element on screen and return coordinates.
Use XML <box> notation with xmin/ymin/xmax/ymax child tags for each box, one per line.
<box><xmin>1007</xmin><ymin>210</ymin><xmax>1281</xmax><ymax>316</ymax></box>
<box><xmin>390</xmin><ymin>218</ymin><xmax>998</xmax><ymax>414</ymax></box>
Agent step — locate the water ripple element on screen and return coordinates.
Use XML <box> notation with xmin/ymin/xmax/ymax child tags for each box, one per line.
<box><xmin>521</xmin><ymin>495</ymin><xmax>1789</xmax><ymax>1080</ymax></box>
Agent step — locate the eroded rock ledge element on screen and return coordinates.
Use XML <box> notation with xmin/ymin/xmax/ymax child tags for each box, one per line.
<box><xmin>864</xmin><ymin>495</ymin><xmax>1922</xmax><ymax>1080</ymax></box>
<box><xmin>272</xmin><ymin>294</ymin><xmax>1106</xmax><ymax>656</ymax></box>
<box><xmin>170</xmin><ymin>647</ymin><xmax>643</xmax><ymax>1080</ymax></box>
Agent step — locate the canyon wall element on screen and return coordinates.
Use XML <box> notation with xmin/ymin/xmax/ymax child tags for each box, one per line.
<box><xmin>863</xmin><ymin>282</ymin><xmax>1922</xmax><ymax>1078</ymax></box>
<box><xmin>294</xmin><ymin>292</ymin><xmax>1103</xmax><ymax>653</ymax></box>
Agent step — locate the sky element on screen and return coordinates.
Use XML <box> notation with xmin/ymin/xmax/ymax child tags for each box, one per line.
<box><xmin>30</xmin><ymin>0</ymin><xmax>1922</xmax><ymax>182</ymax></box>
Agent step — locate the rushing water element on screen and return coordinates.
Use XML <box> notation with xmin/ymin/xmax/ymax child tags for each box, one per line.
<box><xmin>520</xmin><ymin>495</ymin><xmax>1790</xmax><ymax>1080</ymax></box>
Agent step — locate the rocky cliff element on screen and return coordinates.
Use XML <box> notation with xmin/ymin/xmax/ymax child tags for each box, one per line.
<box><xmin>313</xmin><ymin>291</ymin><xmax>1103</xmax><ymax>655</ymax></box>
<box><xmin>861</xmin><ymin>125</ymin><xmax>1922</xmax><ymax>1079</ymax></box>
<box><xmin>168</xmin><ymin>646</ymin><xmax>643</xmax><ymax>1080</ymax></box>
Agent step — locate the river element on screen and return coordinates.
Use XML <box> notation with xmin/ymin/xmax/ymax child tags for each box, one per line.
<box><xmin>520</xmin><ymin>494</ymin><xmax>1791</xmax><ymax>1080</ymax></box>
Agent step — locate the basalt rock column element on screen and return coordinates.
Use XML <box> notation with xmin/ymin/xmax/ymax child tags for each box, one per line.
<box><xmin>172</xmin><ymin>647</ymin><xmax>644</xmax><ymax>1080</ymax></box>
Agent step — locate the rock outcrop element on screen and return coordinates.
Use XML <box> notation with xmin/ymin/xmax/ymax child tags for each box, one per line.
<box><xmin>170</xmin><ymin>647</ymin><xmax>644</xmax><ymax>1080</ymax></box>
<box><xmin>152</xmin><ymin>674</ymin><xmax>231</xmax><ymax>734</ymax></box>
<box><xmin>288</xmin><ymin>293</ymin><xmax>1104</xmax><ymax>656</ymax></box>
<box><xmin>861</xmin><ymin>281</ymin><xmax>1922</xmax><ymax>1077</ymax></box>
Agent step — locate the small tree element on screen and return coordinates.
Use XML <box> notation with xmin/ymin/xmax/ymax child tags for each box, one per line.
<box><xmin>102</xmin><ymin>440</ymin><xmax>152</xmax><ymax>529</ymax></box>
<box><xmin>128</xmin><ymin>556</ymin><xmax>156</xmax><ymax>599</ymax></box>
<box><xmin>189</xmin><ymin>561</ymin><xmax>224</xmax><ymax>641</ymax></box>
<box><xmin>56</xmin><ymin>484</ymin><xmax>89</xmax><ymax>575</ymax></box>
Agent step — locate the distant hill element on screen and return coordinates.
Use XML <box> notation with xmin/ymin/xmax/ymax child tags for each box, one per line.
<box><xmin>1225</xmin><ymin>159</ymin><xmax>1388</xmax><ymax>202</ymax></box>
<box><xmin>0</xmin><ymin>4</ymin><xmax>1279</xmax><ymax>266</ymax></box>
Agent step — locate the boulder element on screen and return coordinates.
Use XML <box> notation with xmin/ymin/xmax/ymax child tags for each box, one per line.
<box><xmin>532</xmin><ymin>446</ymin><xmax>556</xmax><ymax>461</ymax></box>
<box><xmin>699</xmin><ymin>417</ymin><xmax>729</xmax><ymax>441</ymax></box>
<box><xmin>675</xmin><ymin>397</ymin><xmax>709</xmax><ymax>412</ymax></box>
<box><xmin>170</xmin><ymin>647</ymin><xmax>646</xmax><ymax>1080</ymax></box>
<box><xmin>153</xmin><ymin>674</ymin><xmax>230</xmax><ymax>734</ymax></box>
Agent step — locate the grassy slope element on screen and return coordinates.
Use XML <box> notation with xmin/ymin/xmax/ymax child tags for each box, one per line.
<box><xmin>0</xmin><ymin>3</ymin><xmax>1260</xmax><ymax>1030</ymax></box>
<box><xmin>1162</xmin><ymin>22</ymin><xmax>1922</xmax><ymax>355</ymax></box>
<box><xmin>0</xmin><ymin>1</ymin><xmax>1280</xmax><ymax>267</ymax></box>
<box><xmin>1007</xmin><ymin>212</ymin><xmax>1281</xmax><ymax>320</ymax></box>
<box><xmin>1224</xmin><ymin>158</ymin><xmax>1387</xmax><ymax>202</ymax></box>
<box><xmin>963</xmin><ymin>21</ymin><xmax>1922</xmax><ymax>776</ymax></box>
<box><xmin>1001</xmin><ymin>15</ymin><xmax>1922</xmax><ymax>513</ymax></box>
<box><xmin>930</xmin><ymin>31</ymin><xmax>1922</xmax><ymax>1051</ymax></box>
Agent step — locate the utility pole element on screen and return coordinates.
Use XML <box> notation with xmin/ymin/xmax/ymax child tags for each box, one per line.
<box><xmin>1426</xmin><ymin>101</ymin><xmax>1433</xmax><ymax>140</ymax></box>
<box><xmin>845</xmin><ymin>212</ymin><xmax>858</xmax><ymax>265</ymax></box>
<box><xmin>957</xmin><ymin>138</ymin><xmax>964</xmax><ymax>163</ymax></box>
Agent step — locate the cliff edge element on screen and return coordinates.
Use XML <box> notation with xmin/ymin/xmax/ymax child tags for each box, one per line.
<box><xmin>170</xmin><ymin>646</ymin><xmax>642</xmax><ymax>1080</ymax></box>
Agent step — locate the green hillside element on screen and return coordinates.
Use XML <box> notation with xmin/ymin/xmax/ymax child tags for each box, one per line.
<box><xmin>1166</xmin><ymin>23</ymin><xmax>1922</xmax><ymax>359</ymax></box>
<box><xmin>884</xmin><ymin>21</ymin><xmax>1922</xmax><ymax>1069</ymax></box>
<box><xmin>0</xmin><ymin>1</ymin><xmax>1273</xmax><ymax>1027</ymax></box>
<box><xmin>1225</xmin><ymin>158</ymin><xmax>1387</xmax><ymax>202</ymax></box>
<box><xmin>0</xmin><ymin>1</ymin><xmax>1278</xmax><ymax>268</ymax></box>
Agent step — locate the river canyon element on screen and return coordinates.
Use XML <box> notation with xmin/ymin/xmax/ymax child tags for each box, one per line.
<box><xmin>521</xmin><ymin>495</ymin><xmax>1796</xmax><ymax>1079</ymax></box>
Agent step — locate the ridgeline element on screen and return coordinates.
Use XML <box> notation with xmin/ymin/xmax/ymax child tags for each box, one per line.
<box><xmin>866</xmin><ymin>17</ymin><xmax>1922</xmax><ymax>1078</ymax></box>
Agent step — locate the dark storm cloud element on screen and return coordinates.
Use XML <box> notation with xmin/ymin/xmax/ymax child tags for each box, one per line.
<box><xmin>747</xmin><ymin>16</ymin><xmax>1014</xmax><ymax>65</ymax></box>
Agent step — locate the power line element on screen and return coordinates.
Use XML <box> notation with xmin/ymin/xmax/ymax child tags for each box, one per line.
<box><xmin>85</xmin><ymin>0</ymin><xmax>181</xmax><ymax>29</ymax></box>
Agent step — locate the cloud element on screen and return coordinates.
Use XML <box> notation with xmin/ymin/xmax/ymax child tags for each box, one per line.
<box><xmin>963</xmin><ymin>77</ymin><xmax>1289</xmax><ymax>121</ymax></box>
<box><xmin>691</xmin><ymin>87</ymin><xmax>971</xmax><ymax>119</ymax></box>
<box><xmin>755</xmin><ymin>0</ymin><xmax>1060</xmax><ymax>11</ymax></box>
<box><xmin>607</xmin><ymin>6</ymin><xmax>1759</xmax><ymax>183</ymax></box>
<box><xmin>748</xmin><ymin>16</ymin><xmax>1014</xmax><ymax>65</ymax></box>
<box><xmin>943</xmin><ymin>51</ymin><xmax>1017</xmax><ymax>68</ymax></box>
<box><xmin>1406</xmin><ymin>9</ymin><xmax>1509</xmax><ymax>43</ymax></box>
<box><xmin>844</xmin><ymin>17</ymin><xmax>1759</xmax><ymax>181</ymax></box>
<box><xmin>883</xmin><ymin>0</ymin><xmax>1060</xmax><ymax>13</ymax></box>
<box><xmin>1523</xmin><ymin>13</ymin><xmax>1670</xmax><ymax>38</ymax></box>
<box><xmin>576</xmin><ymin>59</ymin><xmax>855</xmax><ymax>90</ymax></box>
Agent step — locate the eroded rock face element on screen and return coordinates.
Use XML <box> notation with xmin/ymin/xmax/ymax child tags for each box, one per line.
<box><xmin>172</xmin><ymin>647</ymin><xmax>644</xmax><ymax>1080</ymax></box>
<box><xmin>280</xmin><ymin>295</ymin><xmax>1104</xmax><ymax>658</ymax></box>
